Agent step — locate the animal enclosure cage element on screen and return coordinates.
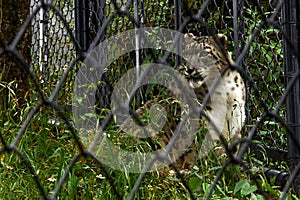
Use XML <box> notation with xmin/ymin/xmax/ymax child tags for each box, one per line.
<box><xmin>7</xmin><ymin>0</ymin><xmax>298</xmax><ymax>198</ymax></box>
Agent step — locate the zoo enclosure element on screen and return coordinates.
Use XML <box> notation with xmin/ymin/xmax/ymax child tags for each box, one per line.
<box><xmin>71</xmin><ymin>0</ymin><xmax>300</xmax><ymax>188</ymax></box>
<box><xmin>11</xmin><ymin>0</ymin><xmax>300</xmax><ymax>198</ymax></box>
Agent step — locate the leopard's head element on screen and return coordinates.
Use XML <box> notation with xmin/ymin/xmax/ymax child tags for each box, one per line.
<box><xmin>178</xmin><ymin>33</ymin><xmax>234</xmax><ymax>87</ymax></box>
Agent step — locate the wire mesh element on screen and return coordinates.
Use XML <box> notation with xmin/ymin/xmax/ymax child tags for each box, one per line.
<box><xmin>0</xmin><ymin>0</ymin><xmax>299</xmax><ymax>199</ymax></box>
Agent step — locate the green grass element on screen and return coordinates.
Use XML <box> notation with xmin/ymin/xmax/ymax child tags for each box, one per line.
<box><xmin>0</xmin><ymin>86</ymin><xmax>297</xmax><ymax>200</ymax></box>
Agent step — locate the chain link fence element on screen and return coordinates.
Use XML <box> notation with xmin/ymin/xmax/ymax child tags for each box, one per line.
<box><xmin>0</xmin><ymin>0</ymin><xmax>299</xmax><ymax>199</ymax></box>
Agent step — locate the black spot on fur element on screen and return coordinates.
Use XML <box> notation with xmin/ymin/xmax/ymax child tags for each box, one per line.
<box><xmin>234</xmin><ymin>76</ymin><xmax>238</xmax><ymax>83</ymax></box>
<box><xmin>206</xmin><ymin>106</ymin><xmax>212</xmax><ymax>111</ymax></box>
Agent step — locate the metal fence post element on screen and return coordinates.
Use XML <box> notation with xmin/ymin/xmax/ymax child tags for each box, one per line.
<box><xmin>282</xmin><ymin>0</ymin><xmax>300</xmax><ymax>194</ymax></box>
<box><xmin>174</xmin><ymin>0</ymin><xmax>182</xmax><ymax>67</ymax></box>
<box><xmin>233</xmin><ymin>0</ymin><xmax>250</xmax><ymax>121</ymax></box>
<box><xmin>42</xmin><ymin>7</ymin><xmax>50</xmax><ymax>80</ymax></box>
<box><xmin>233</xmin><ymin>0</ymin><xmax>241</xmax><ymax>59</ymax></box>
<box><xmin>75</xmin><ymin>0</ymin><xmax>90</xmax><ymax>55</ymax></box>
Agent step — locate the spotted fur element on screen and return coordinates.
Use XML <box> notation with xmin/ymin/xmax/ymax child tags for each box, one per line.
<box><xmin>114</xmin><ymin>33</ymin><xmax>246</xmax><ymax>169</ymax></box>
<box><xmin>179</xmin><ymin>34</ymin><xmax>245</xmax><ymax>145</ymax></box>
<box><xmin>179</xmin><ymin>33</ymin><xmax>245</xmax><ymax>147</ymax></box>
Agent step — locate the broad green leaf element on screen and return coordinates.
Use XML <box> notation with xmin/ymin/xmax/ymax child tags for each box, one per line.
<box><xmin>188</xmin><ymin>177</ymin><xmax>201</xmax><ymax>192</ymax></box>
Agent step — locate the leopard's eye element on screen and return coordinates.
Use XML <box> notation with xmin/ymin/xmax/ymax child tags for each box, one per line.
<box><xmin>199</xmin><ymin>51</ymin><xmax>209</xmax><ymax>57</ymax></box>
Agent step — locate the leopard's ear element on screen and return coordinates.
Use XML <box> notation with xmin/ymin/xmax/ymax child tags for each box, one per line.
<box><xmin>184</xmin><ymin>33</ymin><xmax>195</xmax><ymax>39</ymax></box>
<box><xmin>215</xmin><ymin>34</ymin><xmax>228</xmax><ymax>49</ymax></box>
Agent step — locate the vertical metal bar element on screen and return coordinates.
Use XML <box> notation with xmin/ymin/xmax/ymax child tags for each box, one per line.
<box><xmin>75</xmin><ymin>0</ymin><xmax>89</xmax><ymax>55</ymax></box>
<box><xmin>232</xmin><ymin>0</ymin><xmax>245</xmax><ymax>63</ymax></box>
<box><xmin>138</xmin><ymin>0</ymin><xmax>149</xmax><ymax>104</ymax></box>
<box><xmin>43</xmin><ymin>8</ymin><xmax>50</xmax><ymax>80</ymax></box>
<box><xmin>133</xmin><ymin>0</ymin><xmax>143</xmax><ymax>107</ymax></box>
<box><xmin>232</xmin><ymin>0</ymin><xmax>239</xmax><ymax>58</ymax></box>
<box><xmin>134</xmin><ymin>0</ymin><xmax>140</xmax><ymax>78</ymax></box>
<box><xmin>174</xmin><ymin>0</ymin><xmax>182</xmax><ymax>67</ymax></box>
<box><xmin>93</xmin><ymin>0</ymin><xmax>111</xmax><ymax>113</ymax></box>
<box><xmin>140</xmin><ymin>0</ymin><xmax>145</xmax><ymax>26</ymax></box>
<box><xmin>233</xmin><ymin>0</ymin><xmax>249</xmax><ymax>121</ymax></box>
<box><xmin>283</xmin><ymin>0</ymin><xmax>300</xmax><ymax>194</ymax></box>
<box><xmin>39</xmin><ymin>6</ymin><xmax>44</xmax><ymax>73</ymax></box>
<box><xmin>140</xmin><ymin>0</ymin><xmax>146</xmax><ymax>63</ymax></box>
